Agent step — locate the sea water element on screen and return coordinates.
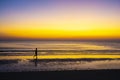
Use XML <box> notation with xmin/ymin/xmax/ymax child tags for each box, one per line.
<box><xmin>0</xmin><ymin>40</ymin><xmax>120</xmax><ymax>72</ymax></box>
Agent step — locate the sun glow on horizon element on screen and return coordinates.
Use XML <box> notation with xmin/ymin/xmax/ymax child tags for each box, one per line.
<box><xmin>0</xmin><ymin>0</ymin><xmax>120</xmax><ymax>40</ymax></box>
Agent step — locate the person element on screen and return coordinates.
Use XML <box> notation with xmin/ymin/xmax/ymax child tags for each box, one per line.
<box><xmin>35</xmin><ymin>48</ymin><xmax>37</xmax><ymax>56</ymax></box>
<box><xmin>33</xmin><ymin>48</ymin><xmax>38</xmax><ymax>67</ymax></box>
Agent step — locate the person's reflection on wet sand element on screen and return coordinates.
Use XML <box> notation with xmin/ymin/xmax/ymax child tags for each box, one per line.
<box><xmin>34</xmin><ymin>56</ymin><xmax>38</xmax><ymax>67</ymax></box>
<box><xmin>34</xmin><ymin>48</ymin><xmax>38</xmax><ymax>67</ymax></box>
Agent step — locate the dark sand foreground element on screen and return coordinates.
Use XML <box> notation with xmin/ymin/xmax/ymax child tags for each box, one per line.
<box><xmin>0</xmin><ymin>69</ymin><xmax>120</xmax><ymax>80</ymax></box>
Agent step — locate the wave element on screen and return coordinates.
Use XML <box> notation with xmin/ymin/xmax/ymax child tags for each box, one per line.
<box><xmin>0</xmin><ymin>49</ymin><xmax>120</xmax><ymax>56</ymax></box>
<box><xmin>0</xmin><ymin>49</ymin><xmax>120</xmax><ymax>52</ymax></box>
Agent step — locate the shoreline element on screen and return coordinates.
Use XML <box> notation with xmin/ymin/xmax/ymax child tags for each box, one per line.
<box><xmin>0</xmin><ymin>69</ymin><xmax>120</xmax><ymax>80</ymax></box>
<box><xmin>0</xmin><ymin>55</ymin><xmax>120</xmax><ymax>60</ymax></box>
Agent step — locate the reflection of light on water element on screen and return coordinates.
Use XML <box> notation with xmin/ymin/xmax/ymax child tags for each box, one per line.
<box><xmin>39</xmin><ymin>55</ymin><xmax>120</xmax><ymax>59</ymax></box>
<box><xmin>1</xmin><ymin>41</ymin><xmax>119</xmax><ymax>50</ymax></box>
<box><xmin>91</xmin><ymin>60</ymin><xmax>120</xmax><ymax>69</ymax></box>
<box><xmin>76</xmin><ymin>44</ymin><xmax>113</xmax><ymax>50</ymax></box>
<box><xmin>0</xmin><ymin>41</ymin><xmax>120</xmax><ymax>72</ymax></box>
<box><xmin>18</xmin><ymin>59</ymin><xmax>29</xmax><ymax>65</ymax></box>
<box><xmin>0</xmin><ymin>55</ymin><xmax>120</xmax><ymax>60</ymax></box>
<box><xmin>0</xmin><ymin>59</ymin><xmax>120</xmax><ymax>72</ymax></box>
<box><xmin>0</xmin><ymin>54</ymin><xmax>120</xmax><ymax>72</ymax></box>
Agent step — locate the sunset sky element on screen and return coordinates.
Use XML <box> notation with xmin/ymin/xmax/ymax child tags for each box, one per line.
<box><xmin>0</xmin><ymin>0</ymin><xmax>120</xmax><ymax>40</ymax></box>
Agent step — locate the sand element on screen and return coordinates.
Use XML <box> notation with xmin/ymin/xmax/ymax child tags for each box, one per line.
<box><xmin>0</xmin><ymin>69</ymin><xmax>120</xmax><ymax>80</ymax></box>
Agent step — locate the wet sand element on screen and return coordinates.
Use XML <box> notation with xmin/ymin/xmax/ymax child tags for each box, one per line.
<box><xmin>0</xmin><ymin>69</ymin><xmax>120</xmax><ymax>80</ymax></box>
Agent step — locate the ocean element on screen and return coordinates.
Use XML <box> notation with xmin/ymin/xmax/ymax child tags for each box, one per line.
<box><xmin>0</xmin><ymin>40</ymin><xmax>120</xmax><ymax>72</ymax></box>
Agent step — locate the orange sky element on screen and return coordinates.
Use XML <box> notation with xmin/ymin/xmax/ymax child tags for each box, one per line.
<box><xmin>0</xmin><ymin>0</ymin><xmax>120</xmax><ymax>40</ymax></box>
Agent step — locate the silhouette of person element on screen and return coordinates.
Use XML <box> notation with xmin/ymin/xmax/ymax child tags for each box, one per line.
<box><xmin>35</xmin><ymin>48</ymin><xmax>37</xmax><ymax>56</ymax></box>
<box><xmin>33</xmin><ymin>48</ymin><xmax>38</xmax><ymax>67</ymax></box>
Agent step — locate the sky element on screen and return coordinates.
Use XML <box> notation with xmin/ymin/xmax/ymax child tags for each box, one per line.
<box><xmin>0</xmin><ymin>0</ymin><xmax>120</xmax><ymax>40</ymax></box>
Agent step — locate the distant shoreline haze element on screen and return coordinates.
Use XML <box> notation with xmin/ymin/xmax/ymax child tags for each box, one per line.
<box><xmin>0</xmin><ymin>38</ymin><xmax>120</xmax><ymax>42</ymax></box>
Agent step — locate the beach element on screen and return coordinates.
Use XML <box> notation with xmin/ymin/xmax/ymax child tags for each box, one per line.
<box><xmin>0</xmin><ymin>41</ymin><xmax>120</xmax><ymax>80</ymax></box>
<box><xmin>0</xmin><ymin>69</ymin><xmax>120</xmax><ymax>80</ymax></box>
